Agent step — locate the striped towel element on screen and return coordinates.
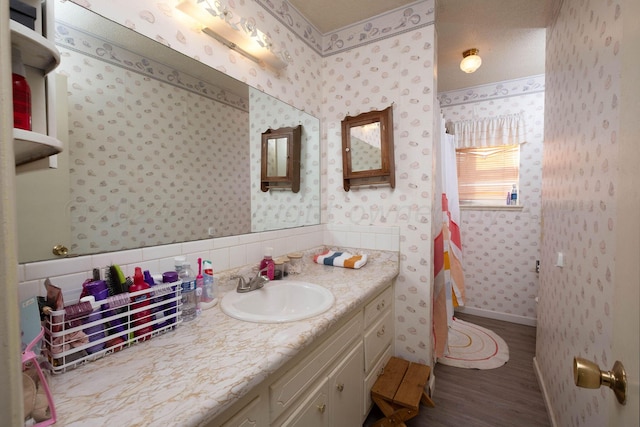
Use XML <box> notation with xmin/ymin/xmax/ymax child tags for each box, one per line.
<box><xmin>313</xmin><ymin>250</ymin><xmax>368</xmax><ymax>269</ymax></box>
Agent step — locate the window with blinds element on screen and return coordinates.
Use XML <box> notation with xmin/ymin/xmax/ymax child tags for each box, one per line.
<box><xmin>456</xmin><ymin>144</ymin><xmax>520</xmax><ymax>205</ymax></box>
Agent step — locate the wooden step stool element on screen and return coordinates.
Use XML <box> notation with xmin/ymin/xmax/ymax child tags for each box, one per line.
<box><xmin>371</xmin><ymin>356</ymin><xmax>435</xmax><ymax>427</ymax></box>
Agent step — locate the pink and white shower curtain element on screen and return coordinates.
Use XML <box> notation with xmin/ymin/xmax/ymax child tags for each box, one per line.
<box><xmin>433</xmin><ymin>117</ymin><xmax>465</xmax><ymax>358</ymax></box>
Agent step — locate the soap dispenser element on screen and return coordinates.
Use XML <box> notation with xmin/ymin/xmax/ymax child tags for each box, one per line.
<box><xmin>260</xmin><ymin>247</ymin><xmax>275</xmax><ymax>280</ymax></box>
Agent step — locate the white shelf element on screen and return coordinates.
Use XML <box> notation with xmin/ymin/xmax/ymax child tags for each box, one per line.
<box><xmin>11</xmin><ymin>10</ymin><xmax>62</xmax><ymax>167</ymax></box>
<box><xmin>10</xmin><ymin>20</ymin><xmax>60</xmax><ymax>74</ymax></box>
<box><xmin>13</xmin><ymin>128</ymin><xmax>62</xmax><ymax>166</ymax></box>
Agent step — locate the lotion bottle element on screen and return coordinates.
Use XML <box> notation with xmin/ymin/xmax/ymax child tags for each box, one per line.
<box><xmin>130</xmin><ymin>267</ymin><xmax>153</xmax><ymax>340</ymax></box>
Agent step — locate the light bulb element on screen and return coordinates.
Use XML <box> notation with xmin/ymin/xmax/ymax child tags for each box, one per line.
<box><xmin>460</xmin><ymin>48</ymin><xmax>482</xmax><ymax>73</ymax></box>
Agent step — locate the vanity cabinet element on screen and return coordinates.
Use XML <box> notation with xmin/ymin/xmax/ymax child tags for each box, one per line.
<box><xmin>10</xmin><ymin>0</ymin><xmax>62</xmax><ymax>168</ymax></box>
<box><xmin>215</xmin><ymin>283</ymin><xmax>394</xmax><ymax>427</ymax></box>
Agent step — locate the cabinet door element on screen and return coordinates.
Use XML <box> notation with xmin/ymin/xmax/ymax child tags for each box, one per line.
<box><xmin>329</xmin><ymin>342</ymin><xmax>364</xmax><ymax>426</ymax></box>
<box><xmin>279</xmin><ymin>379</ymin><xmax>329</xmax><ymax>427</ymax></box>
<box><xmin>221</xmin><ymin>395</ymin><xmax>268</xmax><ymax>427</ymax></box>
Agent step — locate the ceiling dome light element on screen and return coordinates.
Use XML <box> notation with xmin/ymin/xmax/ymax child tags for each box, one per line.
<box><xmin>460</xmin><ymin>48</ymin><xmax>482</xmax><ymax>73</ymax></box>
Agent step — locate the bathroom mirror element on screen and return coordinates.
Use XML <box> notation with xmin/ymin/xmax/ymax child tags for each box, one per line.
<box><xmin>14</xmin><ymin>1</ymin><xmax>320</xmax><ymax>263</ymax></box>
<box><xmin>261</xmin><ymin>125</ymin><xmax>301</xmax><ymax>192</ymax></box>
<box><xmin>341</xmin><ymin>106</ymin><xmax>395</xmax><ymax>191</ymax></box>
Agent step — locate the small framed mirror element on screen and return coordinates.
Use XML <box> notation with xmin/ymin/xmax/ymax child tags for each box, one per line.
<box><xmin>261</xmin><ymin>125</ymin><xmax>302</xmax><ymax>192</ymax></box>
<box><xmin>341</xmin><ymin>106</ymin><xmax>395</xmax><ymax>191</ymax></box>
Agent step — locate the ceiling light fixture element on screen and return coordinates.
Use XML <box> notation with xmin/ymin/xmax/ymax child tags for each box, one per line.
<box><xmin>460</xmin><ymin>48</ymin><xmax>482</xmax><ymax>73</ymax></box>
<box><xmin>176</xmin><ymin>0</ymin><xmax>288</xmax><ymax>69</ymax></box>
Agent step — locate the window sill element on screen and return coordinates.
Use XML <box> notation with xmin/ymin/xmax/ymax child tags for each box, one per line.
<box><xmin>460</xmin><ymin>204</ymin><xmax>524</xmax><ymax>212</ymax></box>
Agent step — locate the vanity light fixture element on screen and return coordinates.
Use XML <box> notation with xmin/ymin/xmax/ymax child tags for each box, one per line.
<box><xmin>176</xmin><ymin>0</ymin><xmax>288</xmax><ymax>69</ymax></box>
<box><xmin>460</xmin><ymin>48</ymin><xmax>482</xmax><ymax>73</ymax></box>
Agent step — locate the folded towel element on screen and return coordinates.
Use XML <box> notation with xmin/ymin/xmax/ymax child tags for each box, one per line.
<box><xmin>313</xmin><ymin>250</ymin><xmax>368</xmax><ymax>269</ymax></box>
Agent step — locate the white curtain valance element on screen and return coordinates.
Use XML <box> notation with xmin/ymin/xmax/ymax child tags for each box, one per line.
<box><xmin>452</xmin><ymin>113</ymin><xmax>527</xmax><ymax>148</ymax></box>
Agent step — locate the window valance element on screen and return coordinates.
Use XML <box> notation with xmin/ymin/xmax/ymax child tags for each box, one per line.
<box><xmin>451</xmin><ymin>113</ymin><xmax>527</xmax><ymax>148</ymax></box>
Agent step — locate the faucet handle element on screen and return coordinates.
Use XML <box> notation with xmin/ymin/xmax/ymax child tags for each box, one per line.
<box><xmin>230</xmin><ymin>275</ymin><xmax>248</xmax><ymax>291</ymax></box>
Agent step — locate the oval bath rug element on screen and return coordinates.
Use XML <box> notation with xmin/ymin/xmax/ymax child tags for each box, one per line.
<box><xmin>438</xmin><ymin>317</ymin><xmax>509</xmax><ymax>370</ymax></box>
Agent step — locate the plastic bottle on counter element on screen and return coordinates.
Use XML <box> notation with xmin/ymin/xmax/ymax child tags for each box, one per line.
<box><xmin>130</xmin><ymin>267</ymin><xmax>153</xmax><ymax>341</ymax></box>
<box><xmin>144</xmin><ymin>270</ymin><xmax>167</xmax><ymax>329</ymax></box>
<box><xmin>260</xmin><ymin>247</ymin><xmax>275</xmax><ymax>280</ymax></box>
<box><xmin>200</xmin><ymin>260</ymin><xmax>218</xmax><ymax>309</ymax></box>
<box><xmin>179</xmin><ymin>262</ymin><xmax>197</xmax><ymax>322</ymax></box>
<box><xmin>174</xmin><ymin>256</ymin><xmax>186</xmax><ymax>274</ymax></box>
<box><xmin>162</xmin><ymin>271</ymin><xmax>179</xmax><ymax>327</ymax></box>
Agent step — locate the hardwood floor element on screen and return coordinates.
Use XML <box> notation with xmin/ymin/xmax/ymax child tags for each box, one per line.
<box><xmin>363</xmin><ymin>313</ymin><xmax>551</xmax><ymax>427</ymax></box>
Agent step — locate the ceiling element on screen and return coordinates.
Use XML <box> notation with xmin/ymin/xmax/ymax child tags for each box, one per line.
<box><xmin>287</xmin><ymin>0</ymin><xmax>553</xmax><ymax>92</ymax></box>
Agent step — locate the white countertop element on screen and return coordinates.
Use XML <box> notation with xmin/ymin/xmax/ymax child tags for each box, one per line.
<box><xmin>48</xmin><ymin>249</ymin><xmax>399</xmax><ymax>426</ymax></box>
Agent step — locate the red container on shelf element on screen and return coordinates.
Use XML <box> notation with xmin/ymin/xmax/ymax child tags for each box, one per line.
<box><xmin>11</xmin><ymin>45</ymin><xmax>32</xmax><ymax>131</ymax></box>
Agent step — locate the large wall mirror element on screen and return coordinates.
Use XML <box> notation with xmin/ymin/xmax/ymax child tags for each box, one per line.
<box><xmin>341</xmin><ymin>106</ymin><xmax>395</xmax><ymax>191</ymax></box>
<box><xmin>15</xmin><ymin>1</ymin><xmax>320</xmax><ymax>263</ymax></box>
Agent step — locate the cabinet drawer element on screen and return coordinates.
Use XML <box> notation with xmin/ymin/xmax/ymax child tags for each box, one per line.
<box><xmin>363</xmin><ymin>286</ymin><xmax>392</xmax><ymax>329</ymax></box>
<box><xmin>363</xmin><ymin>309</ymin><xmax>392</xmax><ymax>372</ymax></box>
<box><xmin>270</xmin><ymin>314</ymin><xmax>362</xmax><ymax>421</ymax></box>
<box><xmin>363</xmin><ymin>344</ymin><xmax>392</xmax><ymax>417</ymax></box>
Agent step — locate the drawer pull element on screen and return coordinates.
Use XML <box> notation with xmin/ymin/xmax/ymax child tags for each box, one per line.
<box><xmin>336</xmin><ymin>383</ymin><xmax>344</xmax><ymax>392</ymax></box>
<box><xmin>317</xmin><ymin>403</ymin><xmax>326</xmax><ymax>413</ymax></box>
<box><xmin>377</xmin><ymin>326</ymin><xmax>386</xmax><ymax>337</ymax></box>
<box><xmin>377</xmin><ymin>300</ymin><xmax>386</xmax><ymax>311</ymax></box>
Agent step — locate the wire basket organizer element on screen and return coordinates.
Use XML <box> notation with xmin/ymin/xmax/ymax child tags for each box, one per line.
<box><xmin>43</xmin><ymin>281</ymin><xmax>182</xmax><ymax>374</ymax></box>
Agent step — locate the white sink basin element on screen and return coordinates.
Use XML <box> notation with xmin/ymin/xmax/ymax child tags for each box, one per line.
<box><xmin>221</xmin><ymin>281</ymin><xmax>335</xmax><ymax>323</ymax></box>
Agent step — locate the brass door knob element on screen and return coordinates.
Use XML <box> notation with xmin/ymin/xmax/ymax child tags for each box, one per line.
<box><xmin>52</xmin><ymin>244</ymin><xmax>68</xmax><ymax>257</ymax></box>
<box><xmin>573</xmin><ymin>357</ymin><xmax>627</xmax><ymax>404</ymax></box>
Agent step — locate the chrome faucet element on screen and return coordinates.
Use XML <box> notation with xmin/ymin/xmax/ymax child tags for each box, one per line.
<box><xmin>231</xmin><ymin>267</ymin><xmax>270</xmax><ymax>293</ymax></box>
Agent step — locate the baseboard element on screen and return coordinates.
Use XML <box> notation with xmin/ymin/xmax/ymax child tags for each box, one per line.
<box><xmin>455</xmin><ymin>306</ymin><xmax>537</xmax><ymax>327</ymax></box>
<box><xmin>533</xmin><ymin>357</ymin><xmax>558</xmax><ymax>427</ymax></box>
<box><xmin>427</xmin><ymin>370</ymin><xmax>436</xmax><ymax>397</ymax></box>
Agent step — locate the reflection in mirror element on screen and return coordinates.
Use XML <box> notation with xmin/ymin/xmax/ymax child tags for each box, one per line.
<box><xmin>15</xmin><ymin>1</ymin><xmax>320</xmax><ymax>263</ymax></box>
<box><xmin>267</xmin><ymin>138</ymin><xmax>288</xmax><ymax>177</ymax></box>
<box><xmin>260</xmin><ymin>125</ymin><xmax>301</xmax><ymax>193</ymax></box>
<box><xmin>349</xmin><ymin>122</ymin><xmax>382</xmax><ymax>172</ymax></box>
<box><xmin>250</xmin><ymin>91</ymin><xmax>319</xmax><ymax>232</ymax></box>
<box><xmin>341</xmin><ymin>106</ymin><xmax>395</xmax><ymax>191</ymax></box>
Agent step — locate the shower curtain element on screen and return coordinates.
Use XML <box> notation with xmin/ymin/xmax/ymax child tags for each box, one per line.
<box><xmin>433</xmin><ymin>117</ymin><xmax>465</xmax><ymax>358</ymax></box>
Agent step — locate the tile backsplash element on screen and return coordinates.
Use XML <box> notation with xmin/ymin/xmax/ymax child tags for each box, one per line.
<box><xmin>18</xmin><ymin>224</ymin><xmax>399</xmax><ymax>303</ymax></box>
